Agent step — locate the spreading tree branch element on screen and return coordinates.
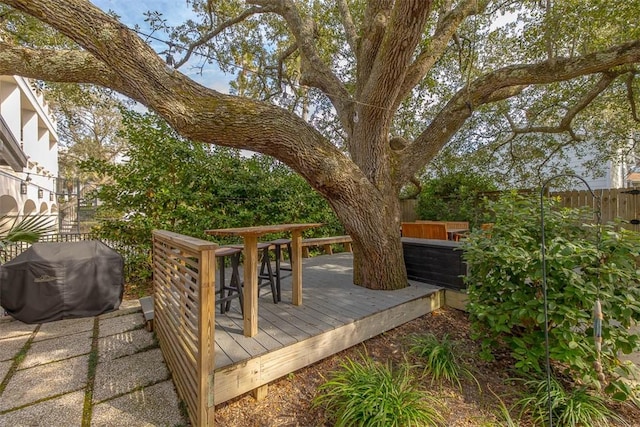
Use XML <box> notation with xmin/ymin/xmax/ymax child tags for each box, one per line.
<box><xmin>248</xmin><ymin>0</ymin><xmax>354</xmax><ymax>133</ymax></box>
<box><xmin>173</xmin><ymin>6</ymin><xmax>274</xmax><ymax>69</ymax></box>
<box><xmin>355</xmin><ymin>0</ymin><xmax>393</xmax><ymax>96</ymax></box>
<box><xmin>627</xmin><ymin>71</ymin><xmax>640</xmax><ymax>122</ymax></box>
<box><xmin>398</xmin><ymin>40</ymin><xmax>640</xmax><ymax>185</ymax></box>
<box><xmin>357</xmin><ymin>1</ymin><xmax>432</xmax><ymax>112</ymax></box>
<box><xmin>0</xmin><ymin>0</ymin><xmax>374</xmax><ymax>204</ymax></box>
<box><xmin>0</xmin><ymin>41</ymin><xmax>125</xmax><ymax>92</ymax></box>
<box><xmin>336</xmin><ymin>0</ymin><xmax>358</xmax><ymax>54</ymax></box>
<box><xmin>508</xmin><ymin>71</ymin><xmax>623</xmax><ymax>138</ymax></box>
<box><xmin>395</xmin><ymin>0</ymin><xmax>488</xmax><ymax>109</ymax></box>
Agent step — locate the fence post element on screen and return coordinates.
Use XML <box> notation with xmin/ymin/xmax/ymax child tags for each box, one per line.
<box><xmin>198</xmin><ymin>242</ymin><xmax>216</xmax><ymax>426</ymax></box>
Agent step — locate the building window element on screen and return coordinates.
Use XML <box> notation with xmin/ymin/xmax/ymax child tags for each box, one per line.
<box><xmin>38</xmin><ymin>188</ymin><xmax>43</xmax><ymax>199</ymax></box>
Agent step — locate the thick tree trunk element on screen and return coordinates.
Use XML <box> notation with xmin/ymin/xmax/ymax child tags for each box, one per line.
<box><xmin>331</xmin><ymin>188</ymin><xmax>408</xmax><ymax>290</ymax></box>
<box><xmin>351</xmin><ymin>228</ymin><xmax>407</xmax><ymax>290</ymax></box>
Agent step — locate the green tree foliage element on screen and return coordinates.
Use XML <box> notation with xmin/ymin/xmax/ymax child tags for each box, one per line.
<box><xmin>82</xmin><ymin>110</ymin><xmax>341</xmax><ymax>281</ymax></box>
<box><xmin>47</xmin><ymin>83</ymin><xmax>129</xmax><ymax>183</ymax></box>
<box><xmin>462</xmin><ymin>192</ymin><xmax>640</xmax><ymax>400</ymax></box>
<box><xmin>415</xmin><ymin>172</ymin><xmax>496</xmax><ymax>227</ymax></box>
<box><xmin>5</xmin><ymin>1</ymin><xmax>640</xmax><ymax>289</ymax></box>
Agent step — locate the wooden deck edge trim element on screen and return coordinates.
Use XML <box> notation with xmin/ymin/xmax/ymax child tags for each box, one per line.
<box><xmin>139</xmin><ymin>296</ymin><xmax>154</xmax><ymax>332</ymax></box>
<box><xmin>212</xmin><ymin>290</ymin><xmax>443</xmax><ymax>405</ymax></box>
<box><xmin>444</xmin><ymin>289</ymin><xmax>469</xmax><ymax>312</ymax></box>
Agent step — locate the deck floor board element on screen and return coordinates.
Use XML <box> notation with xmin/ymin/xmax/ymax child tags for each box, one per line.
<box><xmin>211</xmin><ymin>252</ymin><xmax>442</xmax><ymax>404</ymax></box>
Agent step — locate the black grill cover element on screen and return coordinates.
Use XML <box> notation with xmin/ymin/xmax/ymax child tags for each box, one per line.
<box><xmin>0</xmin><ymin>240</ymin><xmax>124</xmax><ymax>324</ymax></box>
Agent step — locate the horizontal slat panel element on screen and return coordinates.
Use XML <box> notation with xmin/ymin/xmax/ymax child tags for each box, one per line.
<box><xmin>152</xmin><ymin>230</ymin><xmax>217</xmax><ymax>427</ymax></box>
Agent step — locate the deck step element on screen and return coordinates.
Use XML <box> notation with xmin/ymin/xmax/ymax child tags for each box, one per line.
<box><xmin>139</xmin><ymin>296</ymin><xmax>154</xmax><ymax>332</ymax></box>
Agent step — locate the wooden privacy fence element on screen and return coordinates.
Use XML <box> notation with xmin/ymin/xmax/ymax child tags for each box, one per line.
<box><xmin>400</xmin><ymin>198</ymin><xmax>418</xmax><ymax>222</ymax></box>
<box><xmin>551</xmin><ymin>188</ymin><xmax>640</xmax><ymax>231</ymax></box>
<box><xmin>152</xmin><ymin>230</ymin><xmax>217</xmax><ymax>427</ymax></box>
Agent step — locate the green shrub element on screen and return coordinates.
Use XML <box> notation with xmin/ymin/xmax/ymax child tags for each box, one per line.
<box><xmin>462</xmin><ymin>192</ymin><xmax>640</xmax><ymax>401</ymax></box>
<box><xmin>516</xmin><ymin>377</ymin><xmax>627</xmax><ymax>427</ymax></box>
<box><xmin>408</xmin><ymin>333</ymin><xmax>477</xmax><ymax>390</ymax></box>
<box><xmin>416</xmin><ymin>172</ymin><xmax>496</xmax><ymax>228</ymax></box>
<box><xmin>313</xmin><ymin>355</ymin><xmax>444</xmax><ymax>426</ymax></box>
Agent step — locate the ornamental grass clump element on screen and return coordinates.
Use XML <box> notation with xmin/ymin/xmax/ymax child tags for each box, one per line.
<box><xmin>313</xmin><ymin>355</ymin><xmax>444</xmax><ymax>426</ymax></box>
<box><xmin>516</xmin><ymin>376</ymin><xmax>628</xmax><ymax>427</ymax></box>
<box><xmin>408</xmin><ymin>333</ymin><xmax>478</xmax><ymax>391</ymax></box>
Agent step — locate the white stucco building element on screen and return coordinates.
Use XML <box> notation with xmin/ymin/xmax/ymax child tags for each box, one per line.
<box><xmin>0</xmin><ymin>76</ymin><xmax>59</xmax><ymax>229</ymax></box>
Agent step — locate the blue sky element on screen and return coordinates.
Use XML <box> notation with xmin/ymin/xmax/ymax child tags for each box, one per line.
<box><xmin>91</xmin><ymin>0</ymin><xmax>230</xmax><ymax>93</ymax></box>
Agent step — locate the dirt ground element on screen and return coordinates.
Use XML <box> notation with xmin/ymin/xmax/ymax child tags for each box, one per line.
<box><xmin>208</xmin><ymin>306</ymin><xmax>640</xmax><ymax>426</ymax></box>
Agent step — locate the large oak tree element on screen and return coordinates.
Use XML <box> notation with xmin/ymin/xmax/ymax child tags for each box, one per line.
<box><xmin>1</xmin><ymin>0</ymin><xmax>639</xmax><ymax>290</ymax></box>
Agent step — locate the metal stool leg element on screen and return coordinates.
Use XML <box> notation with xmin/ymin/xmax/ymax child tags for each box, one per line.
<box><xmin>258</xmin><ymin>246</ymin><xmax>278</xmax><ymax>304</ymax></box>
<box><xmin>269</xmin><ymin>239</ymin><xmax>292</xmax><ymax>302</ymax></box>
<box><xmin>230</xmin><ymin>251</ymin><xmax>243</xmax><ymax>314</ymax></box>
<box><xmin>216</xmin><ymin>247</ymin><xmax>243</xmax><ymax>314</ymax></box>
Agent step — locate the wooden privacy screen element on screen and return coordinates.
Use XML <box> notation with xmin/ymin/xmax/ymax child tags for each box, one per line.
<box><xmin>152</xmin><ymin>230</ymin><xmax>217</xmax><ymax>427</ymax></box>
<box><xmin>401</xmin><ymin>222</ymin><xmax>448</xmax><ymax>240</ymax></box>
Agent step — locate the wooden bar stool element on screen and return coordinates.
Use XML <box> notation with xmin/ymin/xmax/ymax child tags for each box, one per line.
<box><xmin>257</xmin><ymin>242</ymin><xmax>278</xmax><ymax>303</ymax></box>
<box><xmin>268</xmin><ymin>238</ymin><xmax>293</xmax><ymax>302</ymax></box>
<box><xmin>215</xmin><ymin>247</ymin><xmax>243</xmax><ymax>314</ymax></box>
<box><xmin>231</xmin><ymin>243</ymin><xmax>279</xmax><ymax>304</ymax></box>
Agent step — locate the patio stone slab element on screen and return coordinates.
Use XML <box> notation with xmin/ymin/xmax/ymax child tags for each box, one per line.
<box><xmin>93</xmin><ymin>348</ymin><xmax>168</xmax><ymax>402</ymax></box>
<box><xmin>98</xmin><ymin>300</ymin><xmax>141</xmax><ymax>319</ymax></box>
<box><xmin>21</xmin><ymin>331</ymin><xmax>92</xmax><ymax>368</ymax></box>
<box><xmin>0</xmin><ymin>333</ymin><xmax>30</xmax><ymax>362</ymax></box>
<box><xmin>0</xmin><ymin>390</ymin><xmax>84</xmax><ymax>427</ymax></box>
<box><xmin>98</xmin><ymin>313</ymin><xmax>145</xmax><ymax>338</ymax></box>
<box><xmin>97</xmin><ymin>328</ymin><xmax>156</xmax><ymax>362</ymax></box>
<box><xmin>0</xmin><ymin>319</ymin><xmax>36</xmax><ymax>340</ymax></box>
<box><xmin>0</xmin><ymin>355</ymin><xmax>88</xmax><ymax>411</ymax></box>
<box><xmin>91</xmin><ymin>380</ymin><xmax>186</xmax><ymax>426</ymax></box>
<box><xmin>34</xmin><ymin>317</ymin><xmax>94</xmax><ymax>342</ymax></box>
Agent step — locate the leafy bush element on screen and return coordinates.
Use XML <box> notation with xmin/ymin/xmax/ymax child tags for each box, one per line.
<box><xmin>416</xmin><ymin>172</ymin><xmax>496</xmax><ymax>227</ymax></box>
<box><xmin>516</xmin><ymin>377</ymin><xmax>627</xmax><ymax>427</ymax></box>
<box><xmin>81</xmin><ymin>110</ymin><xmax>343</xmax><ymax>286</ymax></box>
<box><xmin>408</xmin><ymin>333</ymin><xmax>477</xmax><ymax>390</ymax></box>
<box><xmin>313</xmin><ymin>355</ymin><xmax>443</xmax><ymax>426</ymax></box>
<box><xmin>463</xmin><ymin>192</ymin><xmax>640</xmax><ymax>400</ymax></box>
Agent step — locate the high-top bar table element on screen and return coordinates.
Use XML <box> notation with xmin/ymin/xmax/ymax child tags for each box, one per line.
<box><xmin>205</xmin><ymin>223</ymin><xmax>322</xmax><ymax>337</ymax></box>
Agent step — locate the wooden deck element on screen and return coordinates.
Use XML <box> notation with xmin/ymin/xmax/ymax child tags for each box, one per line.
<box><xmin>212</xmin><ymin>252</ymin><xmax>443</xmax><ymax>405</ymax></box>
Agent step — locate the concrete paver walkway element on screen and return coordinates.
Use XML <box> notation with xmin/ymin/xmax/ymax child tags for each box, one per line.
<box><xmin>0</xmin><ymin>301</ymin><xmax>187</xmax><ymax>427</ymax></box>
<box><xmin>3</xmin><ymin>294</ymin><xmax>640</xmax><ymax>427</ymax></box>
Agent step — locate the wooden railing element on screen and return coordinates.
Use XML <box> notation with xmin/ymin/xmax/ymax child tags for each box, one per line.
<box><xmin>152</xmin><ymin>230</ymin><xmax>217</xmax><ymax>427</ymax></box>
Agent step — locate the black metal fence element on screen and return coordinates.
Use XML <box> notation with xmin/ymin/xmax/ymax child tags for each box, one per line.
<box><xmin>0</xmin><ymin>233</ymin><xmax>149</xmax><ymax>284</ymax></box>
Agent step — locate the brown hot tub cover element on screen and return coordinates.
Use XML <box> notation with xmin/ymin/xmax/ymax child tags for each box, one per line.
<box><xmin>0</xmin><ymin>240</ymin><xmax>124</xmax><ymax>324</ymax></box>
